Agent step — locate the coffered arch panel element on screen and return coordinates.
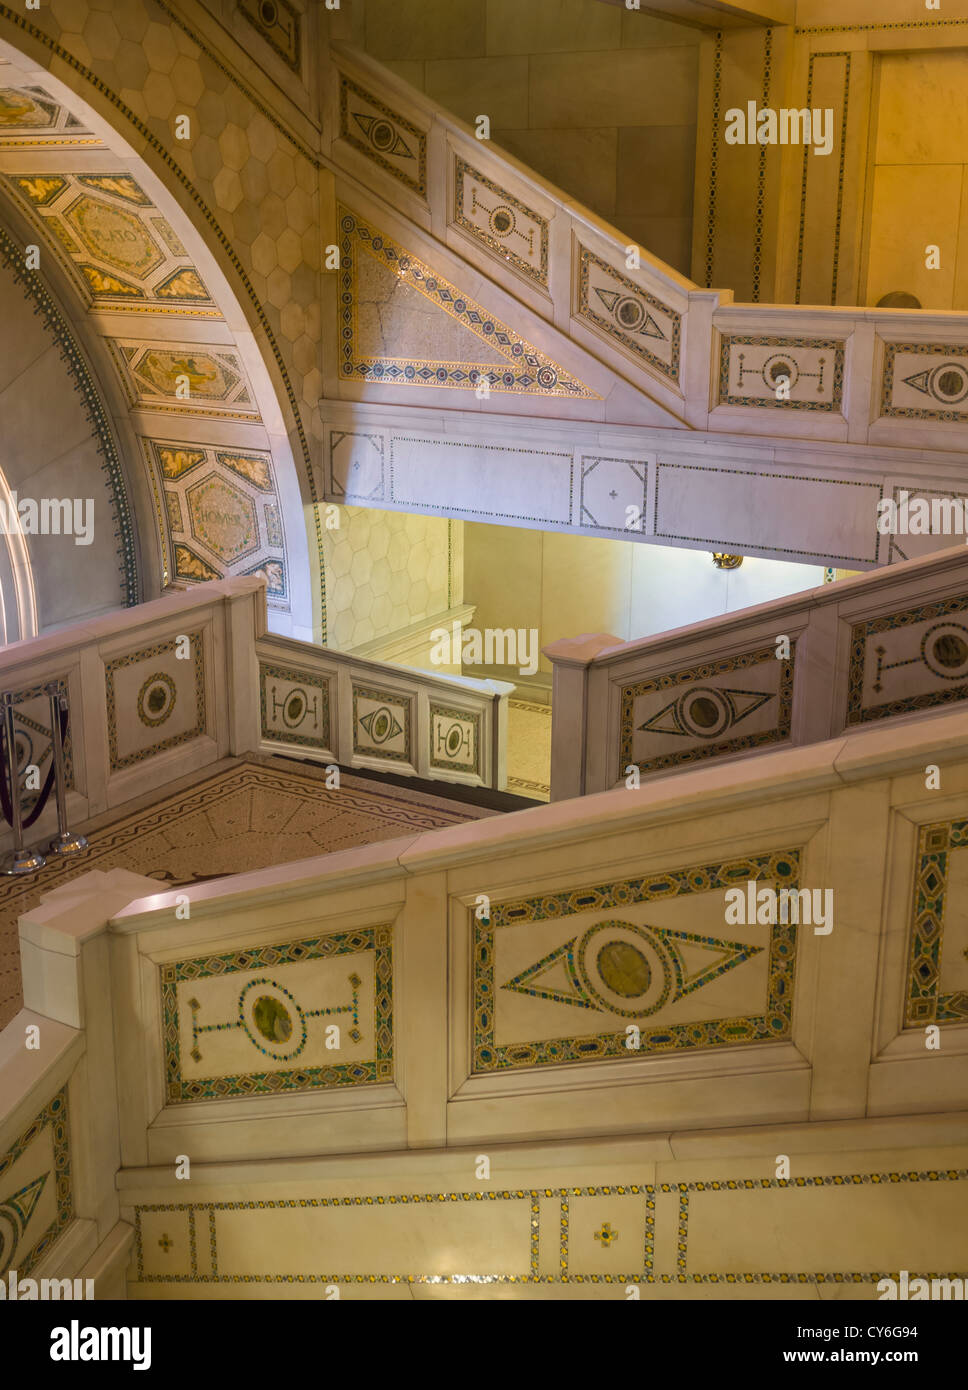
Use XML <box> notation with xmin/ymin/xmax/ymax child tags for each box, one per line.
<box><xmin>0</xmin><ymin>34</ymin><xmax>319</xmax><ymax>640</ymax></box>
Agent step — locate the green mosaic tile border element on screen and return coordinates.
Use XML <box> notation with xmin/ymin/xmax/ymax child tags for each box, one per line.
<box><xmin>428</xmin><ymin>702</ymin><xmax>482</xmax><ymax>777</ymax></box>
<box><xmin>454</xmin><ymin>156</ymin><xmax>548</xmax><ymax>287</ymax></box>
<box><xmin>0</xmin><ymin>1087</ymin><xmax>72</xmax><ymax>1278</ymax></box>
<box><xmin>339</xmin><ymin>75</ymin><xmax>426</xmax><ymax>197</ymax></box>
<box><xmin>664</xmin><ymin>1169</ymin><xmax>967</xmax><ymax>1286</ymax></box>
<box><xmin>717</xmin><ymin>333</ymin><xmax>845</xmax><ymax>411</ymax></box>
<box><xmin>132</xmin><ymin>1168</ymin><xmax>967</xmax><ymax>1286</ymax></box>
<box><xmin>576</xmin><ymin>245</ymin><xmax>681</xmax><ymax>383</ymax></box>
<box><xmin>161</xmin><ymin>926</ymin><xmax>393</xmax><ymax>1103</ymax></box>
<box><xmin>905</xmin><ymin>819</ymin><xmax>968</xmax><ymax>1026</ymax></box>
<box><xmin>845</xmin><ymin>592</ymin><xmax>968</xmax><ymax>726</ymax></box>
<box><xmin>104</xmin><ymin>632</ymin><xmax>206</xmax><ymax>772</ymax></box>
<box><xmin>881</xmin><ymin>342</ymin><xmax>968</xmax><ymax>423</ymax></box>
<box><xmin>351</xmin><ymin>682</ymin><xmax>413</xmax><ymax>765</ymax></box>
<box><xmin>473</xmin><ymin>849</ymin><xmax>801</xmax><ymax>1073</ymax></box>
<box><xmin>619</xmin><ymin>645</ymin><xmax>795</xmax><ymax>776</ymax></box>
<box><xmin>259</xmin><ymin>661</ymin><xmax>332</xmax><ymax>750</ymax></box>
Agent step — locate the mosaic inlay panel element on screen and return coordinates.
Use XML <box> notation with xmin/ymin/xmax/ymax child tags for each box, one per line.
<box><xmin>620</xmin><ymin>646</ymin><xmax>795</xmax><ymax>776</ymax></box>
<box><xmin>717</xmin><ymin>335</ymin><xmax>845</xmax><ymax>411</ymax></box>
<box><xmin>845</xmin><ymin>592</ymin><xmax>968</xmax><ymax>725</ymax></box>
<box><xmin>161</xmin><ymin>926</ymin><xmax>393</xmax><ymax>1101</ymax></box>
<box><xmin>905</xmin><ymin>819</ymin><xmax>968</xmax><ymax>1025</ymax></box>
<box><xmin>339</xmin><ymin>76</ymin><xmax>426</xmax><ymax>197</ymax></box>
<box><xmin>453</xmin><ymin>157</ymin><xmax>548</xmax><ymax>287</ymax></box>
<box><xmin>0</xmin><ymin>85</ymin><xmax>100</xmax><ymax>147</ymax></box>
<box><xmin>109</xmin><ymin>342</ymin><xmax>259</xmax><ymax>419</ymax></box>
<box><xmin>6</xmin><ymin>676</ymin><xmax>75</xmax><ymax>817</ymax></box>
<box><xmin>239</xmin><ymin>0</ymin><xmax>301</xmax><ymax>72</ymax></box>
<box><xmin>576</xmin><ymin>246</ymin><xmax>680</xmax><ymax>382</ymax></box>
<box><xmin>352</xmin><ymin>683</ymin><xmax>412</xmax><ymax>765</ymax></box>
<box><xmin>886</xmin><ymin>487</ymin><xmax>968</xmax><ymax>565</ymax></box>
<box><xmin>3</xmin><ymin>171</ymin><xmax>217</xmax><ymax>315</ymax></box>
<box><xmin>473</xmin><ymin>848</ymin><xmax>801</xmax><ymax>1073</ymax></box>
<box><xmin>328</xmin><ymin>431</ymin><xmax>385</xmax><ymax>502</ymax></box>
<box><xmin>131</xmin><ymin>1167</ymin><xmax>967</xmax><ymax>1287</ymax></box>
<box><xmin>337</xmin><ymin>206</ymin><xmax>597</xmax><ymax>399</ymax></box>
<box><xmin>429</xmin><ymin>703</ymin><xmax>481</xmax><ymax>776</ymax></box>
<box><xmin>260</xmin><ymin>662</ymin><xmax>332</xmax><ymax>751</ymax></box>
<box><xmin>580</xmin><ymin>455</ymin><xmax>648</xmax><ymax>533</ymax></box>
<box><xmin>143</xmin><ymin>439</ymin><xmax>287</xmax><ymax>607</ymax></box>
<box><xmin>0</xmin><ymin>1088</ymin><xmax>72</xmax><ymax>1279</ymax></box>
<box><xmin>104</xmin><ymin>631</ymin><xmax>207</xmax><ymax>771</ymax></box>
<box><xmin>881</xmin><ymin>343</ymin><xmax>968</xmax><ymax>421</ymax></box>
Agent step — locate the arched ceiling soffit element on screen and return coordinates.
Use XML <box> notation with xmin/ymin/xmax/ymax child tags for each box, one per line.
<box><xmin>0</xmin><ymin>46</ymin><xmax>315</xmax><ymax>636</ymax></box>
<box><xmin>0</xmin><ymin>217</ymin><xmax>137</xmax><ymax>633</ymax></box>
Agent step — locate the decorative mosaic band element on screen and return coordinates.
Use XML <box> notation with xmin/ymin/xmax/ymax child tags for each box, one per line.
<box><xmin>905</xmin><ymin>819</ymin><xmax>968</xmax><ymax>1026</ymax></box>
<box><xmin>131</xmin><ymin>1167</ymin><xmax>968</xmax><ymax>1286</ymax></box>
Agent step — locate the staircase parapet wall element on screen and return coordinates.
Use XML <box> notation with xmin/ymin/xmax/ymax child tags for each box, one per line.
<box><xmin>546</xmin><ymin>539</ymin><xmax>968</xmax><ymax>799</ymax></box>
<box><xmin>0</xmin><ymin>577</ymin><xmax>512</xmax><ymax>862</ymax></box>
<box><xmin>324</xmin><ymin>44</ymin><xmax>968</xmax><ymax>450</ymax></box>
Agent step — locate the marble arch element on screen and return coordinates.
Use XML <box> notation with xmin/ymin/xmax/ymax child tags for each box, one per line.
<box><xmin>0</xmin><ymin>33</ymin><xmax>318</xmax><ymax>641</ymax></box>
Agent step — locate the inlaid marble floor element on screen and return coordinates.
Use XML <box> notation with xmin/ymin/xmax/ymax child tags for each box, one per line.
<box><xmin>0</xmin><ymin>755</ymin><xmax>493</xmax><ymax>1029</ymax></box>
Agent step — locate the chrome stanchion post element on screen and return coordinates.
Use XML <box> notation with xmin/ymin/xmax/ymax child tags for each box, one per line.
<box><xmin>46</xmin><ymin>682</ymin><xmax>87</xmax><ymax>857</ymax></box>
<box><xmin>1</xmin><ymin>691</ymin><xmax>45</xmax><ymax>874</ymax></box>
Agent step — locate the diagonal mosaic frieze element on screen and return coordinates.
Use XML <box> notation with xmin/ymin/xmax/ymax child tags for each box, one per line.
<box><xmin>337</xmin><ymin>205</ymin><xmax>598</xmax><ymax>399</ymax></box>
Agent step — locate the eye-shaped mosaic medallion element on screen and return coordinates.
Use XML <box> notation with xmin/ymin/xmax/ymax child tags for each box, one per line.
<box><xmin>639</xmin><ymin>685</ymin><xmax>773</xmax><ymax>741</ymax></box>
<box><xmin>352</xmin><ymin>683</ymin><xmax>411</xmax><ymax>764</ymax></box>
<box><xmin>882</xmin><ymin>343</ymin><xmax>968</xmax><ymax>420</ymax></box>
<box><xmin>359</xmin><ymin>706</ymin><xmax>401</xmax><ymax>745</ymax></box>
<box><xmin>576</xmin><ymin>246</ymin><xmax>680</xmax><ymax>381</ymax></box>
<box><xmin>338</xmin><ymin>76</ymin><xmax>426</xmax><ymax>196</ymax></box>
<box><xmin>906</xmin><ymin>361</ymin><xmax>968</xmax><ymax>406</ymax></box>
<box><xmin>502</xmin><ymin>920</ymin><xmax>761</xmax><ymax>1020</ymax></box>
<box><xmin>620</xmin><ymin>647</ymin><xmax>795</xmax><ymax>776</ymax></box>
<box><xmin>595</xmin><ymin>289</ymin><xmax>664</xmax><ymax>339</ymax></box>
<box><xmin>354</xmin><ymin>113</ymin><xmax>413</xmax><ymax>159</ymax></box>
<box><xmin>474</xmin><ymin>848</ymin><xmax>800</xmax><ymax>1072</ymax></box>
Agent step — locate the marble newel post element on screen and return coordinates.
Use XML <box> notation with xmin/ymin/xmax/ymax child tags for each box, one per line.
<box><xmin>542</xmin><ymin>634</ymin><xmax>621</xmax><ymax>802</ymax></box>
